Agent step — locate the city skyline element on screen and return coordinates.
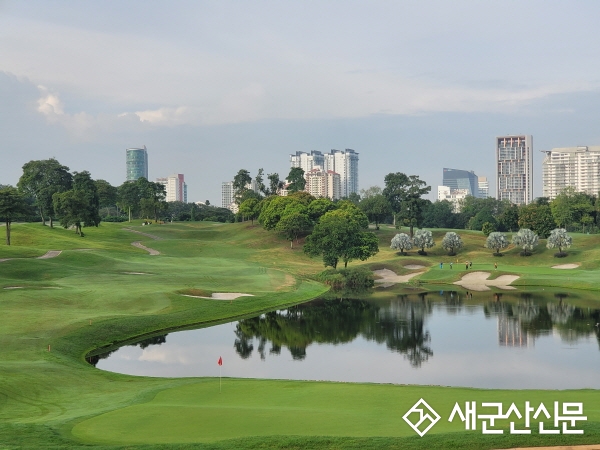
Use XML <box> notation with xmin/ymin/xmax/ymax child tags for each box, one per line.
<box><xmin>4</xmin><ymin>2</ymin><xmax>600</xmax><ymax>203</ymax></box>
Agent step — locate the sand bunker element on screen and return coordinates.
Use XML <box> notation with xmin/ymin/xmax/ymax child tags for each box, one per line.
<box><xmin>37</xmin><ymin>250</ymin><xmax>62</xmax><ymax>259</ymax></box>
<box><xmin>374</xmin><ymin>269</ymin><xmax>421</xmax><ymax>287</ymax></box>
<box><xmin>131</xmin><ymin>242</ymin><xmax>160</xmax><ymax>255</ymax></box>
<box><xmin>123</xmin><ymin>272</ymin><xmax>150</xmax><ymax>275</ymax></box>
<box><xmin>454</xmin><ymin>271</ymin><xmax>519</xmax><ymax>292</ymax></box>
<box><xmin>3</xmin><ymin>286</ymin><xmax>24</xmax><ymax>289</ymax></box>
<box><xmin>404</xmin><ymin>264</ymin><xmax>425</xmax><ymax>270</ymax></box>
<box><xmin>181</xmin><ymin>293</ymin><xmax>254</xmax><ymax>300</ymax></box>
<box><xmin>552</xmin><ymin>263</ymin><xmax>580</xmax><ymax>269</ymax></box>
<box><xmin>0</xmin><ymin>259</ymin><xmax>9</xmax><ymax>263</ymax></box>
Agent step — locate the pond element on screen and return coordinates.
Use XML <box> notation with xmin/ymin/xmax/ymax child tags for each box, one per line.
<box><xmin>91</xmin><ymin>291</ymin><xmax>600</xmax><ymax>389</ymax></box>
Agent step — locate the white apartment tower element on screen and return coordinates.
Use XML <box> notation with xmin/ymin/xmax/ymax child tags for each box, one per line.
<box><xmin>156</xmin><ymin>174</ymin><xmax>187</xmax><ymax>203</ymax></box>
<box><xmin>221</xmin><ymin>181</ymin><xmax>235</xmax><ymax>210</ymax></box>
<box><xmin>496</xmin><ymin>135</ymin><xmax>533</xmax><ymax>205</ymax></box>
<box><xmin>542</xmin><ymin>146</ymin><xmax>600</xmax><ymax>199</ymax></box>
<box><xmin>478</xmin><ymin>176</ymin><xmax>489</xmax><ymax>198</ymax></box>
<box><xmin>290</xmin><ymin>149</ymin><xmax>359</xmax><ymax>198</ymax></box>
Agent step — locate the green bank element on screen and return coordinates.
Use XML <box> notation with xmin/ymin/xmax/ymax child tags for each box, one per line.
<box><xmin>1</xmin><ymin>221</ymin><xmax>599</xmax><ymax>449</ymax></box>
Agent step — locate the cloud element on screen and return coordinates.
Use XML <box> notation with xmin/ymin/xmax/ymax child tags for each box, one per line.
<box><xmin>37</xmin><ymin>85</ymin><xmax>64</xmax><ymax>116</ymax></box>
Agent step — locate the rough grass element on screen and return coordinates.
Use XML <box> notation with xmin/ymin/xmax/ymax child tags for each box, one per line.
<box><xmin>2</xmin><ymin>222</ymin><xmax>600</xmax><ymax>449</ymax></box>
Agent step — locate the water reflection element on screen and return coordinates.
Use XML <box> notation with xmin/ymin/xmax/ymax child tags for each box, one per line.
<box><xmin>92</xmin><ymin>293</ymin><xmax>600</xmax><ymax>388</ymax></box>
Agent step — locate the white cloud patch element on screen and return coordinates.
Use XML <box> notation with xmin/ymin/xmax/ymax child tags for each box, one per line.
<box><xmin>37</xmin><ymin>85</ymin><xmax>64</xmax><ymax>116</ymax></box>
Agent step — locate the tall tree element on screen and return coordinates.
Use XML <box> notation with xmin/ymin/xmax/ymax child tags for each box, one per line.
<box><xmin>518</xmin><ymin>203</ymin><xmax>555</xmax><ymax>239</ymax></box>
<box><xmin>95</xmin><ymin>179</ymin><xmax>118</xmax><ymax>217</ymax></box>
<box><xmin>17</xmin><ymin>158</ymin><xmax>72</xmax><ymax>227</ymax></box>
<box><xmin>117</xmin><ymin>181</ymin><xmax>140</xmax><ymax>222</ymax></box>
<box><xmin>304</xmin><ymin>207</ymin><xmax>378</xmax><ymax>268</ymax></box>
<box><xmin>233</xmin><ymin>169</ymin><xmax>252</xmax><ymax>204</ymax></box>
<box><xmin>267</xmin><ymin>173</ymin><xmax>282</xmax><ymax>196</ymax></box>
<box><xmin>239</xmin><ymin>198</ymin><xmax>260</xmax><ymax>224</ymax></box>
<box><xmin>52</xmin><ymin>171</ymin><xmax>101</xmax><ymax>236</ymax></box>
<box><xmin>359</xmin><ymin>194</ymin><xmax>392</xmax><ymax>230</ymax></box>
<box><xmin>276</xmin><ymin>207</ymin><xmax>312</xmax><ymax>248</ymax></box>
<box><xmin>286</xmin><ymin>167</ymin><xmax>306</xmax><ymax>193</ymax></box>
<box><xmin>255</xmin><ymin>168</ymin><xmax>267</xmax><ymax>196</ymax></box>
<box><xmin>0</xmin><ymin>186</ymin><xmax>31</xmax><ymax>245</ymax></box>
<box><xmin>383</xmin><ymin>173</ymin><xmax>431</xmax><ymax>235</ymax></box>
<box><xmin>137</xmin><ymin>178</ymin><xmax>167</xmax><ymax>223</ymax></box>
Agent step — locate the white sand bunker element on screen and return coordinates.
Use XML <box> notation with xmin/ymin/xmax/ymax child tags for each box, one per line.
<box><xmin>454</xmin><ymin>271</ymin><xmax>519</xmax><ymax>292</ymax></box>
<box><xmin>4</xmin><ymin>286</ymin><xmax>24</xmax><ymax>289</ymax></box>
<box><xmin>37</xmin><ymin>250</ymin><xmax>62</xmax><ymax>259</ymax></box>
<box><xmin>552</xmin><ymin>263</ymin><xmax>580</xmax><ymax>269</ymax></box>
<box><xmin>131</xmin><ymin>242</ymin><xmax>160</xmax><ymax>255</ymax></box>
<box><xmin>0</xmin><ymin>259</ymin><xmax>9</xmax><ymax>263</ymax></box>
<box><xmin>181</xmin><ymin>293</ymin><xmax>254</xmax><ymax>300</ymax></box>
<box><xmin>374</xmin><ymin>268</ymin><xmax>421</xmax><ymax>287</ymax></box>
<box><xmin>123</xmin><ymin>272</ymin><xmax>150</xmax><ymax>275</ymax></box>
<box><xmin>404</xmin><ymin>264</ymin><xmax>425</xmax><ymax>270</ymax></box>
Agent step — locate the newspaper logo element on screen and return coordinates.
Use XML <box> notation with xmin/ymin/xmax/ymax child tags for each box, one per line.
<box><xmin>403</xmin><ymin>398</ymin><xmax>441</xmax><ymax>437</ymax></box>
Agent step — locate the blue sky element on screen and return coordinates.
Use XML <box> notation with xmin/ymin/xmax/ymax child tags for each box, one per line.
<box><xmin>3</xmin><ymin>0</ymin><xmax>600</xmax><ymax>203</ymax></box>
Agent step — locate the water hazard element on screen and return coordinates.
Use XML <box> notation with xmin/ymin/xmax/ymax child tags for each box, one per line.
<box><xmin>91</xmin><ymin>291</ymin><xmax>600</xmax><ymax>389</ymax></box>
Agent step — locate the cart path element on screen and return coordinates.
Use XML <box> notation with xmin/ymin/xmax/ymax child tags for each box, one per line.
<box><xmin>131</xmin><ymin>241</ymin><xmax>160</xmax><ymax>255</ymax></box>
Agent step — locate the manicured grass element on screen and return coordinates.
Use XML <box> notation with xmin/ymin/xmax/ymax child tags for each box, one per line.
<box><xmin>1</xmin><ymin>221</ymin><xmax>600</xmax><ymax>449</ymax></box>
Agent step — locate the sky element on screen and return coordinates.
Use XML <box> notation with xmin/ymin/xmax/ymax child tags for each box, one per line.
<box><xmin>3</xmin><ymin>0</ymin><xmax>600</xmax><ymax>204</ymax></box>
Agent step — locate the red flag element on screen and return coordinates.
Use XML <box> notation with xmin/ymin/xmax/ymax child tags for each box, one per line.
<box><xmin>218</xmin><ymin>356</ymin><xmax>222</xmax><ymax>366</ymax></box>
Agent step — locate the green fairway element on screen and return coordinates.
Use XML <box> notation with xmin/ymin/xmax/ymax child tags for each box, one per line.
<box><xmin>1</xmin><ymin>221</ymin><xmax>600</xmax><ymax>448</ymax></box>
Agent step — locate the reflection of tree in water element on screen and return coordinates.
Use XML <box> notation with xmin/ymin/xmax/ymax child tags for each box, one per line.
<box><xmin>234</xmin><ymin>298</ymin><xmax>433</xmax><ymax>367</ymax></box>
<box><xmin>86</xmin><ymin>334</ymin><xmax>168</xmax><ymax>366</ymax></box>
<box><xmin>363</xmin><ymin>298</ymin><xmax>433</xmax><ymax>367</ymax></box>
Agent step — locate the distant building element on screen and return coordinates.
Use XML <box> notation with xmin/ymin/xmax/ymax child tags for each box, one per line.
<box><xmin>437</xmin><ymin>186</ymin><xmax>469</xmax><ymax>212</ymax></box>
<box><xmin>126</xmin><ymin>146</ymin><xmax>148</xmax><ymax>181</ymax></box>
<box><xmin>290</xmin><ymin>149</ymin><xmax>359</xmax><ymax>198</ymax></box>
<box><xmin>156</xmin><ymin>174</ymin><xmax>187</xmax><ymax>203</ymax></box>
<box><xmin>542</xmin><ymin>146</ymin><xmax>600</xmax><ymax>199</ymax></box>
<box><xmin>442</xmin><ymin>168</ymin><xmax>479</xmax><ymax>197</ymax></box>
<box><xmin>305</xmin><ymin>168</ymin><xmax>342</xmax><ymax>200</ymax></box>
<box><xmin>496</xmin><ymin>135</ymin><xmax>533</xmax><ymax>205</ymax></box>
<box><xmin>478</xmin><ymin>176</ymin><xmax>489</xmax><ymax>198</ymax></box>
<box><xmin>221</xmin><ymin>181</ymin><xmax>235</xmax><ymax>211</ymax></box>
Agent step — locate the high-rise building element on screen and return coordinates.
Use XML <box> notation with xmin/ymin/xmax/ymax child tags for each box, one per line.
<box><xmin>290</xmin><ymin>149</ymin><xmax>359</xmax><ymax>198</ymax></box>
<box><xmin>290</xmin><ymin>151</ymin><xmax>324</xmax><ymax>173</ymax></box>
<box><xmin>126</xmin><ymin>146</ymin><xmax>148</xmax><ymax>181</ymax></box>
<box><xmin>442</xmin><ymin>168</ymin><xmax>479</xmax><ymax>197</ymax></box>
<box><xmin>156</xmin><ymin>174</ymin><xmax>187</xmax><ymax>203</ymax></box>
<box><xmin>221</xmin><ymin>181</ymin><xmax>235</xmax><ymax>210</ymax></box>
<box><xmin>305</xmin><ymin>168</ymin><xmax>342</xmax><ymax>200</ymax></box>
<box><xmin>437</xmin><ymin>186</ymin><xmax>469</xmax><ymax>212</ymax></box>
<box><xmin>496</xmin><ymin>135</ymin><xmax>533</xmax><ymax>205</ymax></box>
<box><xmin>542</xmin><ymin>146</ymin><xmax>600</xmax><ymax>199</ymax></box>
<box><xmin>478</xmin><ymin>176</ymin><xmax>489</xmax><ymax>198</ymax></box>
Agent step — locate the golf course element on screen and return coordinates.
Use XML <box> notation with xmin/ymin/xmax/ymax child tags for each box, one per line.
<box><xmin>1</xmin><ymin>221</ymin><xmax>600</xmax><ymax>449</ymax></box>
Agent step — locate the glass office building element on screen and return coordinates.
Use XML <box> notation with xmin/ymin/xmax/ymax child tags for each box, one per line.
<box><xmin>126</xmin><ymin>146</ymin><xmax>148</xmax><ymax>181</ymax></box>
<box><xmin>442</xmin><ymin>168</ymin><xmax>479</xmax><ymax>197</ymax></box>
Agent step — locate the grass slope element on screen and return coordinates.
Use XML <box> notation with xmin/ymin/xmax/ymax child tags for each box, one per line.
<box><xmin>1</xmin><ymin>221</ymin><xmax>600</xmax><ymax>449</ymax></box>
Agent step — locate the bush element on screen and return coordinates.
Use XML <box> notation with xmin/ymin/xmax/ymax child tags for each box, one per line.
<box><xmin>316</xmin><ymin>267</ymin><xmax>375</xmax><ymax>290</ymax></box>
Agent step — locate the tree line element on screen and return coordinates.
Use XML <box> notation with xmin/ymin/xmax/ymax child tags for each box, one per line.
<box><xmin>0</xmin><ymin>158</ymin><xmax>233</xmax><ymax>245</ymax></box>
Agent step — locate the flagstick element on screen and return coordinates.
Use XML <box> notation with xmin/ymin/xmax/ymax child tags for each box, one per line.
<box><xmin>219</xmin><ymin>365</ymin><xmax>222</xmax><ymax>393</ymax></box>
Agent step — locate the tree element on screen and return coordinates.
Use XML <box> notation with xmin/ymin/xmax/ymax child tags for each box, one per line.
<box><xmin>546</xmin><ymin>228</ymin><xmax>572</xmax><ymax>257</ymax></box>
<box><xmin>481</xmin><ymin>221</ymin><xmax>496</xmax><ymax>236</ymax></box>
<box><xmin>52</xmin><ymin>171</ymin><xmax>101</xmax><ymax>236</ymax></box>
<box><xmin>137</xmin><ymin>178</ymin><xmax>167</xmax><ymax>223</ymax></box>
<box><xmin>518</xmin><ymin>203</ymin><xmax>555</xmax><ymax>239</ymax></box>
<box><xmin>17</xmin><ymin>158</ymin><xmax>73</xmax><ymax>227</ymax></box>
<box><xmin>233</xmin><ymin>169</ymin><xmax>252</xmax><ymax>204</ymax></box>
<box><xmin>286</xmin><ymin>167</ymin><xmax>306</xmax><ymax>193</ymax></box>
<box><xmin>441</xmin><ymin>232</ymin><xmax>463</xmax><ymax>256</ymax></box>
<box><xmin>0</xmin><ymin>186</ymin><xmax>31</xmax><ymax>245</ymax></box>
<box><xmin>307</xmin><ymin>197</ymin><xmax>336</xmax><ymax>223</ymax></box>
<box><xmin>360</xmin><ymin>186</ymin><xmax>382</xmax><ymax>199</ymax></box>
<box><xmin>255</xmin><ymin>168</ymin><xmax>267</xmax><ymax>196</ymax></box>
<box><xmin>382</xmin><ymin>173</ymin><xmax>431</xmax><ymax>235</ymax></box>
<box><xmin>413</xmin><ymin>229</ymin><xmax>435</xmax><ymax>255</ymax></box>
<box><xmin>485</xmin><ymin>232</ymin><xmax>509</xmax><ymax>256</ymax></box>
<box><xmin>259</xmin><ymin>196</ymin><xmax>302</xmax><ymax>230</ymax></box>
<box><xmin>276</xmin><ymin>209</ymin><xmax>312</xmax><ymax>248</ymax></box>
<box><xmin>390</xmin><ymin>233</ymin><xmax>412</xmax><ymax>255</ymax></box>
<box><xmin>117</xmin><ymin>181</ymin><xmax>140</xmax><ymax>222</ymax></box>
<box><xmin>421</xmin><ymin>200</ymin><xmax>455</xmax><ymax>228</ymax></box>
<box><xmin>95</xmin><ymin>179</ymin><xmax>118</xmax><ymax>217</ymax></box>
<box><xmin>304</xmin><ymin>208</ymin><xmax>378</xmax><ymax>268</ymax></box>
<box><xmin>239</xmin><ymin>198</ymin><xmax>260</xmax><ymax>224</ymax></box>
<box><xmin>512</xmin><ymin>228</ymin><xmax>539</xmax><ymax>256</ymax></box>
<box><xmin>267</xmin><ymin>173</ymin><xmax>282</xmax><ymax>196</ymax></box>
<box><xmin>359</xmin><ymin>194</ymin><xmax>392</xmax><ymax>230</ymax></box>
